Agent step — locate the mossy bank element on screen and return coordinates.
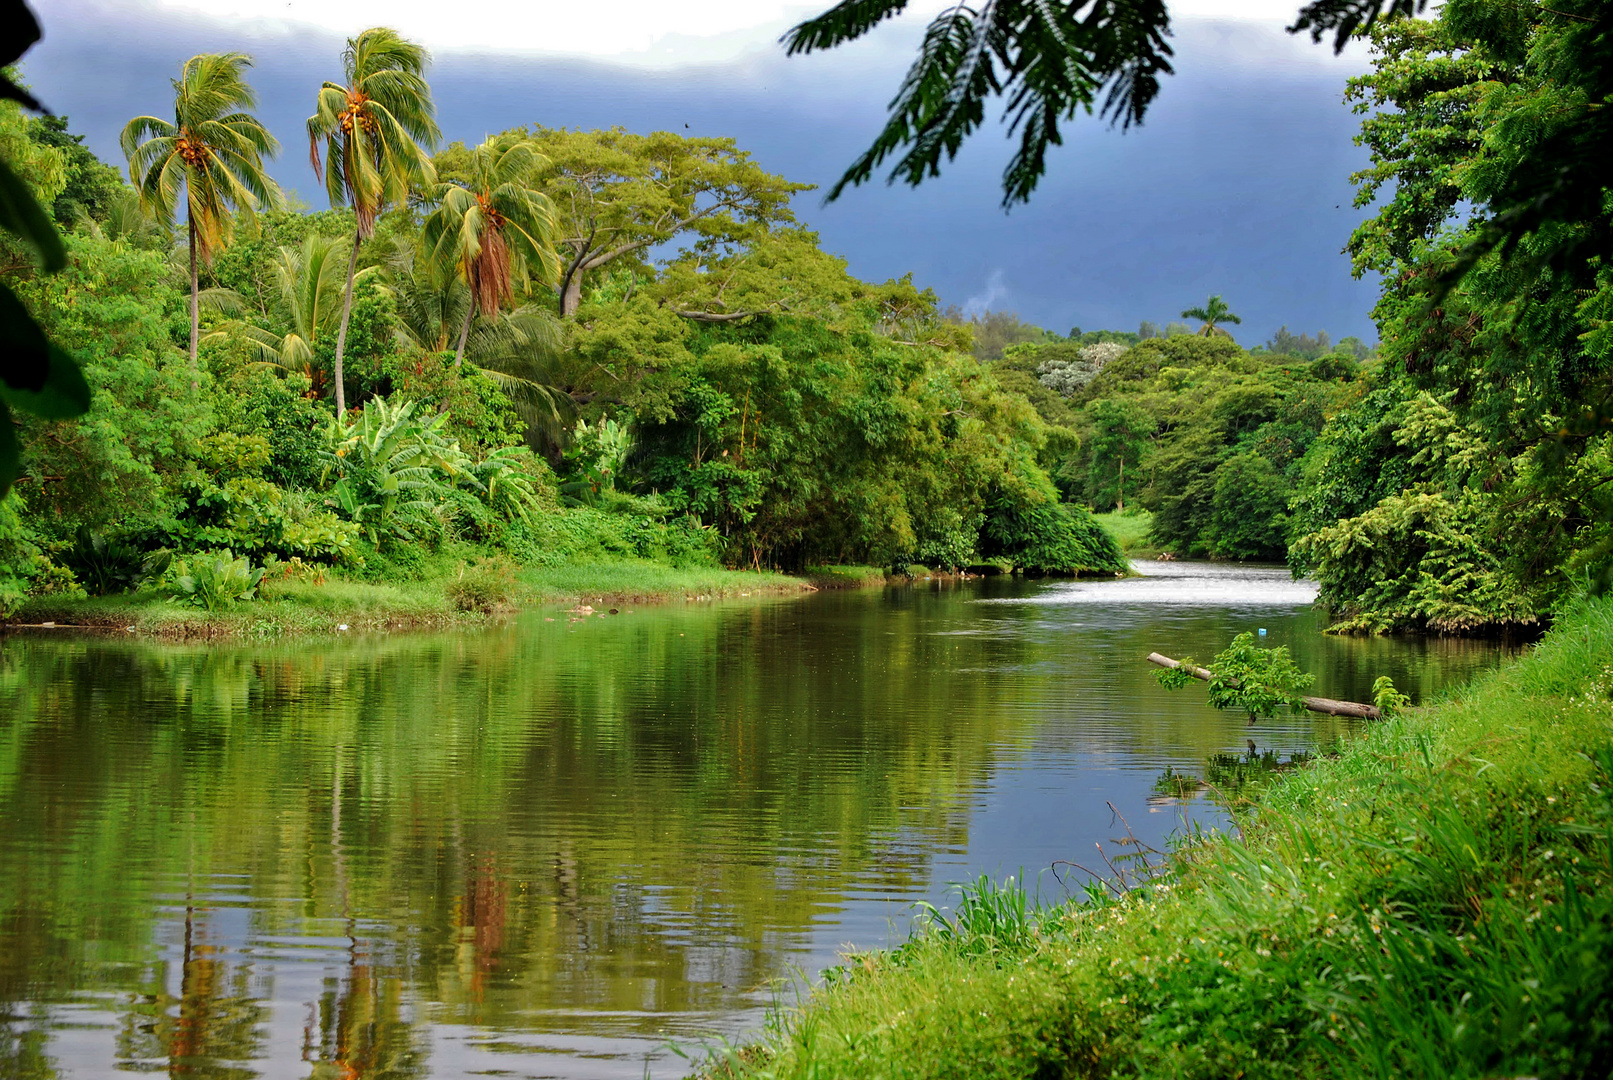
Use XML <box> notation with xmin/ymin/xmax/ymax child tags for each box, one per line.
<box><xmin>2</xmin><ymin>554</ymin><xmax>824</xmax><ymax>640</ymax></box>
<box><xmin>701</xmin><ymin>594</ymin><xmax>1613</xmax><ymax>1079</ymax></box>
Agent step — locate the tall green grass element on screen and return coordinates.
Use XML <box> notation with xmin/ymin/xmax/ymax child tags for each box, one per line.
<box><xmin>519</xmin><ymin>559</ymin><xmax>803</xmax><ymax>604</ymax></box>
<box><xmin>704</xmin><ymin>594</ymin><xmax>1613</xmax><ymax>1079</ymax></box>
<box><xmin>1092</xmin><ymin>509</ymin><xmax>1160</xmax><ymax>559</ymax></box>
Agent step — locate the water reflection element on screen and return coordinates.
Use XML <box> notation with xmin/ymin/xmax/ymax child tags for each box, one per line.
<box><xmin>0</xmin><ymin>565</ymin><xmax>1514</xmax><ymax>1078</ymax></box>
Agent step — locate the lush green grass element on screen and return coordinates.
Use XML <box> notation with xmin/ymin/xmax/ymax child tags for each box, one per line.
<box><xmin>703</xmin><ymin>596</ymin><xmax>1613</xmax><ymax>1079</ymax></box>
<box><xmin>803</xmin><ymin>565</ymin><xmax>891</xmax><ymax>589</ymax></box>
<box><xmin>1093</xmin><ymin>509</ymin><xmax>1162</xmax><ymax>560</ymax></box>
<box><xmin>6</xmin><ymin>554</ymin><xmax>821</xmax><ymax>638</ymax></box>
<box><xmin>519</xmin><ymin>560</ymin><xmax>806</xmax><ymax>605</ymax></box>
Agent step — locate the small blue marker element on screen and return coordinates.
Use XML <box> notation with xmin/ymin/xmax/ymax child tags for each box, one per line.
<box><xmin>1258</xmin><ymin>628</ymin><xmax>1267</xmax><ymax>636</ymax></box>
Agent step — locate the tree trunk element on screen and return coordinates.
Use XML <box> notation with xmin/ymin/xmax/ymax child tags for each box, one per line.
<box><xmin>561</xmin><ymin>271</ymin><xmax>583</xmax><ymax>318</ymax></box>
<box><xmin>1118</xmin><ymin>454</ymin><xmax>1125</xmax><ymax>513</ymax></box>
<box><xmin>331</xmin><ymin>231</ymin><xmax>362</xmax><ymax>416</ymax></box>
<box><xmin>453</xmin><ymin>301</ymin><xmax>474</xmax><ymax>366</ymax></box>
<box><xmin>1145</xmin><ymin>653</ymin><xmax>1382</xmax><ymax>720</ymax></box>
<box><xmin>186</xmin><ymin>213</ymin><xmax>199</xmax><ymax>369</ymax></box>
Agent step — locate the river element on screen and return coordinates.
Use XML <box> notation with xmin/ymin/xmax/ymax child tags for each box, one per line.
<box><xmin>0</xmin><ymin>563</ymin><xmax>1513</xmax><ymax>1078</ymax></box>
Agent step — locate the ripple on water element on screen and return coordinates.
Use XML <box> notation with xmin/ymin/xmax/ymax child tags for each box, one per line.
<box><xmin>978</xmin><ymin>561</ymin><xmax>1319</xmax><ymax>608</ymax></box>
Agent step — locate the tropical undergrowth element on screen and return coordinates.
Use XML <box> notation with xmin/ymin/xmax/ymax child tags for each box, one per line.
<box><xmin>701</xmin><ymin>594</ymin><xmax>1613</xmax><ymax>1079</ymax></box>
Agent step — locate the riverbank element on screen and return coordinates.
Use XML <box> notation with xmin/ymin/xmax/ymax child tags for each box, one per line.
<box><xmin>1092</xmin><ymin>509</ymin><xmax>1165</xmax><ymax>560</ymax></box>
<box><xmin>1</xmin><ymin>556</ymin><xmax>880</xmax><ymax>640</ymax></box>
<box><xmin>702</xmin><ymin>594</ymin><xmax>1613</xmax><ymax>1078</ymax></box>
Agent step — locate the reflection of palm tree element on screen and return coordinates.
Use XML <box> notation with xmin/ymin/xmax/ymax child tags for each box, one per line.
<box><xmin>121</xmin><ymin>887</ymin><xmax>265</xmax><ymax>1072</ymax></box>
<box><xmin>307</xmin><ymin>28</ymin><xmax>440</xmax><ymax>414</ymax></box>
<box><xmin>461</xmin><ymin>854</ymin><xmax>508</xmax><ymax>1001</ymax></box>
<box><xmin>1179</xmin><ymin>294</ymin><xmax>1241</xmax><ymax>338</ymax></box>
<box><xmin>421</xmin><ymin>135</ymin><xmax>562</xmax><ymax>365</ymax></box>
<box><xmin>301</xmin><ymin>753</ymin><xmax>423</xmax><ymax>1080</ymax></box>
<box><xmin>121</xmin><ymin>52</ymin><xmax>280</xmax><ymax>365</ymax></box>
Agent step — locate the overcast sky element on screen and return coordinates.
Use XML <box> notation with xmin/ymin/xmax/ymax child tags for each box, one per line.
<box><xmin>27</xmin><ymin>0</ymin><xmax>1382</xmax><ymax>343</ymax></box>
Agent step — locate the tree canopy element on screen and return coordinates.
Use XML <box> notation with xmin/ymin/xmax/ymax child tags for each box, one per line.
<box><xmin>505</xmin><ymin>127</ymin><xmax>810</xmax><ymax>317</ymax></box>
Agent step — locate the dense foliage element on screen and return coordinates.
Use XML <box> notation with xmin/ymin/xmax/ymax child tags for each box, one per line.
<box><xmin>1284</xmin><ymin>0</ymin><xmax>1613</xmax><ymax>633</ymax></box>
<box><xmin>0</xmin><ymin>33</ymin><xmax>1126</xmax><ymax>616</ymax></box>
<box><xmin>995</xmin><ymin>332</ymin><xmax>1363</xmax><ymax>561</ymax></box>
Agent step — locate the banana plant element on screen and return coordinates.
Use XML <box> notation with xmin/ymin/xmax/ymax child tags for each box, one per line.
<box><xmin>321</xmin><ymin>396</ymin><xmax>479</xmax><ymax>543</ymax></box>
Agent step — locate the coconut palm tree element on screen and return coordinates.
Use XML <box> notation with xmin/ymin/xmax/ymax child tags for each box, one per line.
<box><xmin>216</xmin><ymin>233</ymin><xmax>384</xmax><ymax>385</ymax></box>
<box><xmin>121</xmin><ymin>52</ymin><xmax>280</xmax><ymax>365</ymax></box>
<box><xmin>307</xmin><ymin>27</ymin><xmax>440</xmax><ymax>414</ymax></box>
<box><xmin>1180</xmin><ymin>295</ymin><xmax>1242</xmax><ymax>338</ymax></box>
<box><xmin>421</xmin><ymin>135</ymin><xmax>562</xmax><ymax>365</ymax></box>
<box><xmin>383</xmin><ymin>239</ymin><xmax>573</xmax><ymax>447</ymax></box>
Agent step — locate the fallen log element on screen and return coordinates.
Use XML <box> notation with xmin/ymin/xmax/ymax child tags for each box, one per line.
<box><xmin>1146</xmin><ymin>652</ymin><xmax>1381</xmax><ymax>720</ymax></box>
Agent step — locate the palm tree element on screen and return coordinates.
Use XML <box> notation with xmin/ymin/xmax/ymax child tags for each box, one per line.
<box><xmin>216</xmin><ymin>233</ymin><xmax>383</xmax><ymax>386</ymax></box>
<box><xmin>421</xmin><ymin>135</ymin><xmax>562</xmax><ymax>365</ymax></box>
<box><xmin>1180</xmin><ymin>295</ymin><xmax>1242</xmax><ymax>338</ymax></box>
<box><xmin>121</xmin><ymin>52</ymin><xmax>280</xmax><ymax>365</ymax></box>
<box><xmin>389</xmin><ymin>250</ymin><xmax>574</xmax><ymax>448</ymax></box>
<box><xmin>307</xmin><ymin>27</ymin><xmax>440</xmax><ymax>414</ymax></box>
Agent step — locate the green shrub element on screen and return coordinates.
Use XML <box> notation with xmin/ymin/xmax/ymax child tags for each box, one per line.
<box><xmin>1205</xmin><ymin>451</ymin><xmax>1289</xmax><ymax>560</ymax></box>
<box><xmin>63</xmin><ymin>525</ymin><xmax>172</xmax><ymax>596</ymax></box>
<box><xmin>981</xmin><ymin>460</ymin><xmax>1127</xmax><ymax>576</ymax></box>
<box><xmin>1157</xmin><ymin>631</ymin><xmax>1316</xmax><ymax>720</ymax></box>
<box><xmin>169</xmin><ymin>476</ymin><xmax>362</xmax><ymax>565</ymax></box>
<box><xmin>444</xmin><ymin>555</ymin><xmax>520</xmax><ymax>612</ymax></box>
<box><xmin>1</xmin><ymin>493</ymin><xmax>82</xmax><ymax>615</ymax></box>
<box><xmin>170</xmin><ymin>551</ymin><xmax>266</xmax><ymax>611</ymax></box>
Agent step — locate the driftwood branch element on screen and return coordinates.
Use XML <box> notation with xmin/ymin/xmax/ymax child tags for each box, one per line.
<box><xmin>1147</xmin><ymin>652</ymin><xmax>1381</xmax><ymax>720</ymax></box>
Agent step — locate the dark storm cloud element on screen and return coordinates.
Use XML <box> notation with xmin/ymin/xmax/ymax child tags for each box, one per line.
<box><xmin>28</xmin><ymin>0</ymin><xmax>1378</xmax><ymax>343</ymax></box>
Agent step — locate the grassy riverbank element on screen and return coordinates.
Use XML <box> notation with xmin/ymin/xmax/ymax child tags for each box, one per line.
<box><xmin>1093</xmin><ymin>509</ymin><xmax>1164</xmax><ymax>560</ymax></box>
<box><xmin>704</xmin><ymin>595</ymin><xmax>1613</xmax><ymax>1078</ymax></box>
<box><xmin>2</xmin><ymin>552</ymin><xmax>843</xmax><ymax>639</ymax></box>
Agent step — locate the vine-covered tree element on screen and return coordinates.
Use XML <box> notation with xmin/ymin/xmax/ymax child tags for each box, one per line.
<box><xmin>1287</xmin><ymin>0</ymin><xmax>1613</xmax><ymax>629</ymax></box>
<box><xmin>307</xmin><ymin>27</ymin><xmax>440</xmax><ymax>413</ymax></box>
<box><xmin>121</xmin><ymin>52</ymin><xmax>279</xmax><ymax>365</ymax></box>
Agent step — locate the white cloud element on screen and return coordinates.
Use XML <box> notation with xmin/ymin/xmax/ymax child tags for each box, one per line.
<box><xmin>143</xmin><ymin>0</ymin><xmax>1354</xmax><ymax>66</ymax></box>
<box><xmin>147</xmin><ymin>0</ymin><xmax>841</xmax><ymax>64</ymax></box>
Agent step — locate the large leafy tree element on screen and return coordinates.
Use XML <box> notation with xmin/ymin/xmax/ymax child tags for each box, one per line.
<box><xmin>1288</xmin><ymin>0</ymin><xmax>1613</xmax><ymax>629</ymax></box>
<box><xmin>514</xmin><ymin>127</ymin><xmax>809</xmax><ymax>317</ymax></box>
<box><xmin>421</xmin><ymin>135</ymin><xmax>561</xmax><ymax>364</ymax></box>
<box><xmin>120</xmin><ymin>52</ymin><xmax>280</xmax><ymax>365</ymax></box>
<box><xmin>307</xmin><ymin>27</ymin><xmax>440</xmax><ymax>413</ymax></box>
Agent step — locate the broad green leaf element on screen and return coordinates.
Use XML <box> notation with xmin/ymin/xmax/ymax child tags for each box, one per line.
<box><xmin>0</xmin><ymin>398</ymin><xmax>18</xmax><ymax>498</ymax></box>
<box><xmin>0</xmin><ymin>0</ymin><xmax>42</xmax><ymax>66</ymax></box>
<box><xmin>0</xmin><ymin>281</ymin><xmax>49</xmax><ymax>391</ymax></box>
<box><xmin>0</xmin><ymin>342</ymin><xmax>90</xmax><ymax>420</ymax></box>
<box><xmin>0</xmin><ymin>156</ymin><xmax>66</xmax><ymax>271</ymax></box>
<box><xmin>0</xmin><ymin>0</ymin><xmax>45</xmax><ymax>110</ymax></box>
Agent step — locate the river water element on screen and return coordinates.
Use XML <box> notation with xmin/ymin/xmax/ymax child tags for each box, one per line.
<box><xmin>0</xmin><ymin>563</ymin><xmax>1513</xmax><ymax>1079</ymax></box>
